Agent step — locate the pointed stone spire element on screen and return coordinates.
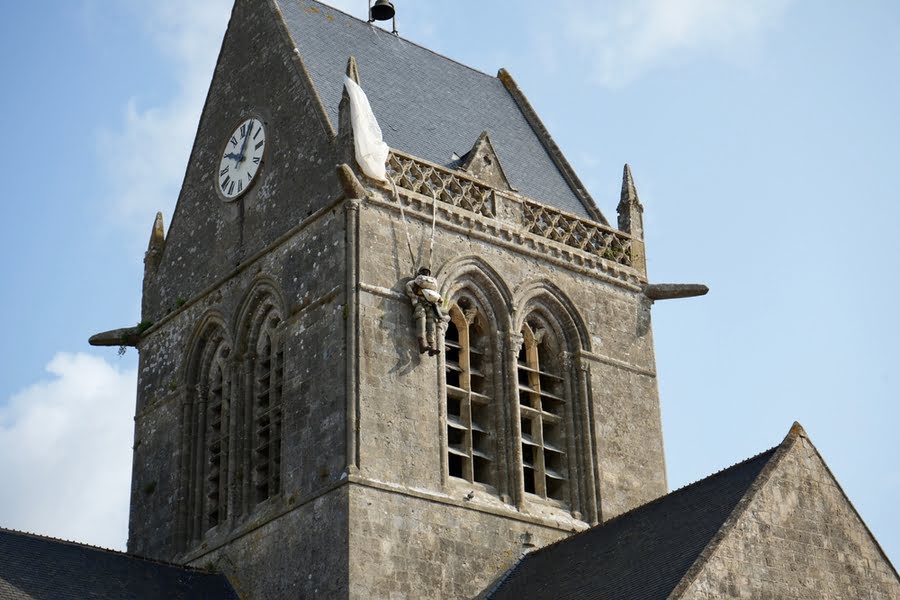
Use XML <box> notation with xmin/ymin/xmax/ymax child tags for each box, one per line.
<box><xmin>339</xmin><ymin>56</ymin><xmax>361</xmax><ymax>150</ymax></box>
<box><xmin>145</xmin><ymin>212</ymin><xmax>166</xmax><ymax>273</ymax></box>
<box><xmin>617</xmin><ymin>164</ymin><xmax>644</xmax><ymax>239</ymax></box>
<box><xmin>616</xmin><ymin>164</ymin><xmax>647</xmax><ymax>276</ymax></box>
<box><xmin>142</xmin><ymin>212</ymin><xmax>166</xmax><ymax>321</ymax></box>
<box><xmin>620</xmin><ymin>164</ymin><xmax>640</xmax><ymax>206</ymax></box>
<box><xmin>345</xmin><ymin>55</ymin><xmax>361</xmax><ymax>85</ymax></box>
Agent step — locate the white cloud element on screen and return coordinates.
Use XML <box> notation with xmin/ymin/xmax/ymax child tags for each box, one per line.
<box><xmin>98</xmin><ymin>0</ymin><xmax>232</xmax><ymax>232</ymax></box>
<box><xmin>0</xmin><ymin>354</ymin><xmax>137</xmax><ymax>550</ymax></box>
<box><xmin>556</xmin><ymin>0</ymin><xmax>793</xmax><ymax>86</ymax></box>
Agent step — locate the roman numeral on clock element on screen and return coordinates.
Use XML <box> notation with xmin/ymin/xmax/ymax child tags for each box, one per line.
<box><xmin>253</xmin><ymin>156</ymin><xmax>261</xmax><ymax>165</ymax></box>
<box><xmin>220</xmin><ymin>166</ymin><xmax>229</xmax><ymax>176</ymax></box>
<box><xmin>221</xmin><ymin>176</ymin><xmax>231</xmax><ymax>191</ymax></box>
<box><xmin>255</xmin><ymin>140</ymin><xmax>265</xmax><ymax>150</ymax></box>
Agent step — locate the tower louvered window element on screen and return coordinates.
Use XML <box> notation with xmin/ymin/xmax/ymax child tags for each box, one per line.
<box><xmin>204</xmin><ymin>342</ymin><xmax>231</xmax><ymax>527</ymax></box>
<box><xmin>518</xmin><ymin>321</ymin><xmax>568</xmax><ymax>502</ymax></box>
<box><xmin>253</xmin><ymin>311</ymin><xmax>283</xmax><ymax>504</ymax></box>
<box><xmin>444</xmin><ymin>300</ymin><xmax>495</xmax><ymax>487</ymax></box>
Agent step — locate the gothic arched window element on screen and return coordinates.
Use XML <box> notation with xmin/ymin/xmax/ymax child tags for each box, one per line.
<box><xmin>184</xmin><ymin>323</ymin><xmax>233</xmax><ymax>542</ymax></box>
<box><xmin>251</xmin><ymin>304</ymin><xmax>283</xmax><ymax>505</ymax></box>
<box><xmin>517</xmin><ymin>317</ymin><xmax>569</xmax><ymax>502</ymax></box>
<box><xmin>204</xmin><ymin>339</ymin><xmax>231</xmax><ymax>528</ymax></box>
<box><xmin>444</xmin><ymin>296</ymin><xmax>496</xmax><ymax>487</ymax></box>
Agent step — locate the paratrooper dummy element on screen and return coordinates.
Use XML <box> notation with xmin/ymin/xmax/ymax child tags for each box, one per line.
<box><xmin>406</xmin><ymin>267</ymin><xmax>448</xmax><ymax>355</ymax></box>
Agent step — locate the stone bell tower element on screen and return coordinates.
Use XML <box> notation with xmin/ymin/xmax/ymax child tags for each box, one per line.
<box><xmin>91</xmin><ymin>1</ymin><xmax>699</xmax><ymax>598</ymax></box>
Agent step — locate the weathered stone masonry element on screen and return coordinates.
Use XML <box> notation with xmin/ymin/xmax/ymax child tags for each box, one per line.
<box><xmin>126</xmin><ymin>1</ymin><xmax>670</xmax><ymax>597</ymax></box>
<box><xmin>675</xmin><ymin>432</ymin><xmax>899</xmax><ymax>600</ymax></box>
<box><xmin>83</xmin><ymin>2</ymin><xmax>898</xmax><ymax>599</ymax></box>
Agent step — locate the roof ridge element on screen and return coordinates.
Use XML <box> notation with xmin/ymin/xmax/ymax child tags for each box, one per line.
<box><xmin>668</xmin><ymin>423</ymin><xmax>810</xmax><ymax>599</ymax></box>
<box><xmin>306</xmin><ymin>0</ymin><xmax>497</xmax><ymax>81</ymax></box>
<box><xmin>479</xmin><ymin>553</ymin><xmax>529</xmax><ymax>600</ymax></box>
<box><xmin>0</xmin><ymin>526</ymin><xmax>217</xmax><ymax>574</ymax></box>
<box><xmin>781</xmin><ymin>424</ymin><xmax>900</xmax><ymax>582</ymax></box>
<box><xmin>496</xmin><ymin>69</ymin><xmax>606</xmax><ymax>223</ymax></box>
<box><xmin>520</xmin><ymin>444</ymin><xmax>779</xmax><ymax>561</ymax></box>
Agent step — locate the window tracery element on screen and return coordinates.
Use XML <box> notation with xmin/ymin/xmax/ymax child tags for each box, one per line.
<box><xmin>251</xmin><ymin>306</ymin><xmax>283</xmax><ymax>504</ymax></box>
<box><xmin>204</xmin><ymin>339</ymin><xmax>231</xmax><ymax>528</ymax></box>
<box><xmin>517</xmin><ymin>318</ymin><xmax>569</xmax><ymax>503</ymax></box>
<box><xmin>181</xmin><ymin>284</ymin><xmax>286</xmax><ymax>549</ymax></box>
<box><xmin>184</xmin><ymin>324</ymin><xmax>233</xmax><ymax>543</ymax></box>
<box><xmin>444</xmin><ymin>297</ymin><xmax>496</xmax><ymax>487</ymax></box>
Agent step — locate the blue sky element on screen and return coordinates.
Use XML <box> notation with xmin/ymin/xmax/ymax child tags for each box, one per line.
<box><xmin>0</xmin><ymin>0</ymin><xmax>897</xmax><ymax>564</ymax></box>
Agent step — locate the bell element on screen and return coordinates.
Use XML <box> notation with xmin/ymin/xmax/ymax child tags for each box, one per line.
<box><xmin>370</xmin><ymin>0</ymin><xmax>395</xmax><ymax>21</ymax></box>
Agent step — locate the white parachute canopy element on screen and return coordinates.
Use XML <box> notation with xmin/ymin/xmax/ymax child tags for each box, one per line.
<box><xmin>344</xmin><ymin>76</ymin><xmax>389</xmax><ymax>182</ymax></box>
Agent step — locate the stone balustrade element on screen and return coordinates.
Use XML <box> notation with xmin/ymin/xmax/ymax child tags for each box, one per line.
<box><xmin>385</xmin><ymin>150</ymin><xmax>634</xmax><ymax>269</ymax></box>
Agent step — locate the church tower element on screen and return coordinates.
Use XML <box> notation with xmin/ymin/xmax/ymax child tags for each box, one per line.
<box><xmin>112</xmin><ymin>1</ymin><xmax>677</xmax><ymax>597</ymax></box>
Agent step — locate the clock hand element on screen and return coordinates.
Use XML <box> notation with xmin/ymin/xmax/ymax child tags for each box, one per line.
<box><xmin>238</xmin><ymin>121</ymin><xmax>254</xmax><ymax>162</ymax></box>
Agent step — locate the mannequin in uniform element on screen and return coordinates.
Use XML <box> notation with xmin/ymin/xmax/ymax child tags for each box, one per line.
<box><xmin>405</xmin><ymin>267</ymin><xmax>448</xmax><ymax>355</ymax></box>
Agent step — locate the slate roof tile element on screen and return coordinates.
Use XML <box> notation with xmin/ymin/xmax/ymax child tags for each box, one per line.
<box><xmin>485</xmin><ymin>447</ymin><xmax>779</xmax><ymax>600</ymax></box>
<box><xmin>0</xmin><ymin>528</ymin><xmax>238</xmax><ymax>600</ymax></box>
<box><xmin>275</xmin><ymin>0</ymin><xmax>597</xmax><ymax>218</ymax></box>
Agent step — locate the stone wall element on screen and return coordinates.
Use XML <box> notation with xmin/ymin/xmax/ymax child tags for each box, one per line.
<box><xmin>144</xmin><ymin>0</ymin><xmax>344</xmax><ymax>323</ymax></box>
<box><xmin>348</xmin><ymin>484</ymin><xmax>570</xmax><ymax>600</ymax></box>
<box><xmin>678</xmin><ymin>434</ymin><xmax>900</xmax><ymax>599</ymax></box>
<box><xmin>348</xmin><ymin>195</ymin><xmax>668</xmax><ymax>596</ymax></box>
<box><xmin>188</xmin><ymin>486</ymin><xmax>350</xmax><ymax>599</ymax></box>
<box><xmin>129</xmin><ymin>209</ymin><xmax>349</xmax><ymax>561</ymax></box>
<box><xmin>129</xmin><ymin>0</ymin><xmax>355</xmax><ymax>568</ymax></box>
<box><xmin>128</xmin><ymin>1</ymin><xmax>669</xmax><ymax>595</ymax></box>
<box><xmin>356</xmin><ymin>197</ymin><xmax>666</xmax><ymax>512</ymax></box>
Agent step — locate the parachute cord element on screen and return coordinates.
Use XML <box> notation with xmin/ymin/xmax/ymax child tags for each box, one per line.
<box><xmin>390</xmin><ymin>179</ymin><xmax>417</xmax><ymax>270</ymax></box>
<box><xmin>427</xmin><ymin>186</ymin><xmax>438</xmax><ymax>270</ymax></box>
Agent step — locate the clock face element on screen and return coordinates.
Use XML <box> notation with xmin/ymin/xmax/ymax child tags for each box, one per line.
<box><xmin>217</xmin><ymin>117</ymin><xmax>266</xmax><ymax>200</ymax></box>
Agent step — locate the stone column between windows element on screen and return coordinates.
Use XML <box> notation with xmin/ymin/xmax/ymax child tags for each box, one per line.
<box><xmin>176</xmin><ymin>393</ymin><xmax>193</xmax><ymax>549</ymax></box>
<box><xmin>225</xmin><ymin>356</ymin><xmax>239</xmax><ymax>529</ymax></box>
<box><xmin>506</xmin><ymin>333</ymin><xmax>526</xmax><ymax>510</ymax></box>
<box><xmin>493</xmin><ymin>329</ymin><xmax>511</xmax><ymax>504</ymax></box>
<box><xmin>576</xmin><ymin>357</ymin><xmax>599</xmax><ymax>524</ymax></box>
<box><xmin>241</xmin><ymin>353</ymin><xmax>256</xmax><ymax>515</ymax></box>
<box><xmin>192</xmin><ymin>384</ymin><xmax>208</xmax><ymax>541</ymax></box>
<box><xmin>561</xmin><ymin>351</ymin><xmax>582</xmax><ymax>519</ymax></box>
<box><xmin>437</xmin><ymin>318</ymin><xmax>450</xmax><ymax>488</ymax></box>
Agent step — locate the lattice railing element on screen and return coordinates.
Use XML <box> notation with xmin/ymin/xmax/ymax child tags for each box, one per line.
<box><xmin>522</xmin><ymin>200</ymin><xmax>633</xmax><ymax>267</ymax></box>
<box><xmin>384</xmin><ymin>150</ymin><xmax>633</xmax><ymax>269</ymax></box>
<box><xmin>387</xmin><ymin>151</ymin><xmax>495</xmax><ymax>218</ymax></box>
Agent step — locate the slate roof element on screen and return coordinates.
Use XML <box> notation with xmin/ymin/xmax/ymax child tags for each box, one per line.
<box><xmin>274</xmin><ymin>0</ymin><xmax>598</xmax><ymax>219</ymax></box>
<box><xmin>485</xmin><ymin>447</ymin><xmax>778</xmax><ymax>600</ymax></box>
<box><xmin>0</xmin><ymin>528</ymin><xmax>238</xmax><ymax>600</ymax></box>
